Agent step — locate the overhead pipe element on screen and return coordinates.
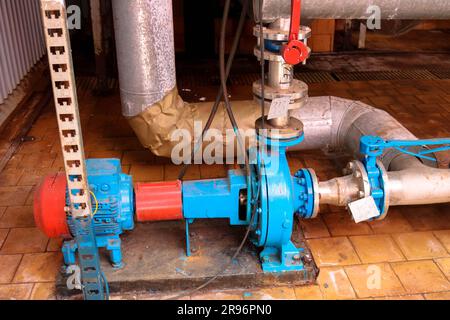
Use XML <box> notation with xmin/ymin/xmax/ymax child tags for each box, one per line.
<box><xmin>254</xmin><ymin>0</ymin><xmax>450</xmax><ymax>22</ymax></box>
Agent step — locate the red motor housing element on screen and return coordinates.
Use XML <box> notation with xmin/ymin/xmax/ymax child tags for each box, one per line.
<box><xmin>135</xmin><ymin>180</ymin><xmax>183</xmax><ymax>222</ymax></box>
<box><xmin>33</xmin><ymin>173</ymin><xmax>71</xmax><ymax>239</ymax></box>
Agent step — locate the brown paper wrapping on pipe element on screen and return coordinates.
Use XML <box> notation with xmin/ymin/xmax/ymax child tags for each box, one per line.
<box><xmin>127</xmin><ymin>88</ymin><xmax>263</xmax><ymax>158</ymax></box>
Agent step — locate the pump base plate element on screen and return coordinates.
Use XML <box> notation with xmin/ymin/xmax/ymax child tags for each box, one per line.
<box><xmin>55</xmin><ymin>220</ymin><xmax>318</xmax><ymax>299</ymax></box>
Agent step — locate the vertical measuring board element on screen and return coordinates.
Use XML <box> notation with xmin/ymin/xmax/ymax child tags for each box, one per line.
<box><xmin>40</xmin><ymin>0</ymin><xmax>107</xmax><ymax>300</ymax></box>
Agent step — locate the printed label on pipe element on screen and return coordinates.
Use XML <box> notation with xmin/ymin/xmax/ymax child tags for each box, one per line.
<box><xmin>348</xmin><ymin>196</ymin><xmax>380</xmax><ymax>223</ymax></box>
<box><xmin>268</xmin><ymin>97</ymin><xmax>291</xmax><ymax>120</ymax></box>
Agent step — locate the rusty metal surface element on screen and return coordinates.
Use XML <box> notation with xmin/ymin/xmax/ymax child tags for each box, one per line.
<box><xmin>56</xmin><ymin>220</ymin><xmax>318</xmax><ymax>298</ymax></box>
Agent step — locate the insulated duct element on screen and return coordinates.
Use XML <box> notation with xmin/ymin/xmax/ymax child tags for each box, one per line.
<box><xmin>111</xmin><ymin>0</ymin><xmax>176</xmax><ymax>117</ymax></box>
<box><xmin>253</xmin><ymin>0</ymin><xmax>450</xmax><ymax>22</ymax></box>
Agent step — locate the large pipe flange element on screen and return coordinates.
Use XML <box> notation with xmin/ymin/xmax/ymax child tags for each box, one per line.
<box><xmin>346</xmin><ymin>160</ymin><xmax>371</xmax><ymax>200</ymax></box>
<box><xmin>374</xmin><ymin>159</ymin><xmax>390</xmax><ymax>220</ymax></box>
<box><xmin>253</xmin><ymin>25</ymin><xmax>311</xmax><ymax>42</ymax></box>
<box><xmin>252</xmin><ymin>79</ymin><xmax>309</xmax><ymax>111</ymax></box>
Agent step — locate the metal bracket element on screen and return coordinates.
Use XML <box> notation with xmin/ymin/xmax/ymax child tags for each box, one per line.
<box><xmin>41</xmin><ymin>0</ymin><xmax>107</xmax><ymax>300</ymax></box>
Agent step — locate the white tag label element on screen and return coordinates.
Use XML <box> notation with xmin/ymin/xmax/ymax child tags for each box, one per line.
<box><xmin>268</xmin><ymin>97</ymin><xmax>291</xmax><ymax>120</ymax></box>
<box><xmin>348</xmin><ymin>197</ymin><xmax>380</xmax><ymax>223</ymax></box>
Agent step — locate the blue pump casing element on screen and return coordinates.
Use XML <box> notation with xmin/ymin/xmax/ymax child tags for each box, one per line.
<box><xmin>62</xmin><ymin>159</ymin><xmax>134</xmax><ymax>268</ymax></box>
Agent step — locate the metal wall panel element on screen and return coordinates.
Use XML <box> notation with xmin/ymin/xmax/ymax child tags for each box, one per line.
<box><xmin>0</xmin><ymin>0</ymin><xmax>45</xmax><ymax>104</ymax></box>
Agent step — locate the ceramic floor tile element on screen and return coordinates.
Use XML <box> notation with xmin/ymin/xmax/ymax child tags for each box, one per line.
<box><xmin>392</xmin><ymin>232</ymin><xmax>448</xmax><ymax>260</ymax></box>
<box><xmin>199</xmin><ymin>164</ymin><xmax>227</xmax><ymax>179</ymax></box>
<box><xmin>164</xmin><ymin>164</ymin><xmax>201</xmax><ymax>181</ymax></box>
<box><xmin>0</xmin><ymin>186</ymin><xmax>33</xmax><ymax>206</ymax></box>
<box><xmin>122</xmin><ymin>151</ymin><xmax>156</xmax><ymax>165</ymax></box>
<box><xmin>46</xmin><ymin>238</ymin><xmax>63</xmax><ymax>252</ymax></box>
<box><xmin>13</xmin><ymin>252</ymin><xmax>62</xmax><ymax>283</ymax></box>
<box><xmin>350</xmin><ymin>235</ymin><xmax>405</xmax><ymax>264</ymax></box>
<box><xmin>0</xmin><ymin>255</ymin><xmax>22</xmax><ymax>284</ymax></box>
<box><xmin>402</xmin><ymin>206</ymin><xmax>450</xmax><ymax>231</ymax></box>
<box><xmin>0</xmin><ymin>170</ymin><xmax>23</xmax><ymax>187</ymax></box>
<box><xmin>317</xmin><ymin>267</ymin><xmax>356</xmax><ymax>300</ymax></box>
<box><xmin>372</xmin><ymin>294</ymin><xmax>424</xmax><ymax>300</ymax></box>
<box><xmin>293</xmin><ymin>285</ymin><xmax>323</xmax><ymax>300</ymax></box>
<box><xmin>323</xmin><ymin>213</ymin><xmax>372</xmax><ymax>237</ymax></box>
<box><xmin>30</xmin><ymin>283</ymin><xmax>57</xmax><ymax>300</ymax></box>
<box><xmin>130</xmin><ymin>165</ymin><xmax>164</xmax><ymax>183</ymax></box>
<box><xmin>434</xmin><ymin>230</ymin><xmax>450</xmax><ymax>253</ymax></box>
<box><xmin>1</xmin><ymin>228</ymin><xmax>48</xmax><ymax>254</ymax></box>
<box><xmin>17</xmin><ymin>168</ymin><xmax>60</xmax><ymax>187</ymax></box>
<box><xmin>307</xmin><ymin>237</ymin><xmax>361</xmax><ymax>267</ymax></box>
<box><xmin>19</xmin><ymin>153</ymin><xmax>56</xmax><ymax>169</ymax></box>
<box><xmin>435</xmin><ymin>258</ymin><xmax>450</xmax><ymax>279</ymax></box>
<box><xmin>88</xmin><ymin>150</ymin><xmax>123</xmax><ymax>160</ymax></box>
<box><xmin>0</xmin><ymin>229</ymin><xmax>8</xmax><ymax>248</ymax></box>
<box><xmin>392</xmin><ymin>260</ymin><xmax>450</xmax><ymax>294</ymax></box>
<box><xmin>367</xmin><ymin>208</ymin><xmax>413</xmax><ymax>234</ymax></box>
<box><xmin>345</xmin><ymin>263</ymin><xmax>405</xmax><ymax>298</ymax></box>
<box><xmin>0</xmin><ymin>284</ymin><xmax>33</xmax><ymax>300</ymax></box>
<box><xmin>299</xmin><ymin>217</ymin><xmax>330</xmax><ymax>239</ymax></box>
<box><xmin>0</xmin><ymin>206</ymin><xmax>35</xmax><ymax>228</ymax></box>
<box><xmin>424</xmin><ymin>292</ymin><xmax>450</xmax><ymax>300</ymax></box>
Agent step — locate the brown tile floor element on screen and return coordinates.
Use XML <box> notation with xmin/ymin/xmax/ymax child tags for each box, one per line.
<box><xmin>0</xmin><ymin>77</ymin><xmax>450</xmax><ymax>300</ymax></box>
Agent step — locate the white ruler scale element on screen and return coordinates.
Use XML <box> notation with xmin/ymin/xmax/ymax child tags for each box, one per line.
<box><xmin>40</xmin><ymin>0</ymin><xmax>92</xmax><ymax>219</ymax></box>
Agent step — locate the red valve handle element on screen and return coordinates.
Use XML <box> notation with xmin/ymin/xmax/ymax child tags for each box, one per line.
<box><xmin>281</xmin><ymin>0</ymin><xmax>308</xmax><ymax>65</ymax></box>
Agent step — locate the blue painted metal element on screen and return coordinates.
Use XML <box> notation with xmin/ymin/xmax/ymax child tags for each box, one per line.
<box><xmin>62</xmin><ymin>159</ymin><xmax>135</xmax><ymax>269</ymax></box>
<box><xmin>264</xmin><ymin>40</ymin><xmax>283</xmax><ymax>53</ymax></box>
<box><xmin>293</xmin><ymin>169</ymin><xmax>316</xmax><ymax>219</ymax></box>
<box><xmin>181</xmin><ymin>133</ymin><xmax>318</xmax><ymax>272</ymax></box>
<box><xmin>360</xmin><ymin>135</ymin><xmax>450</xmax><ymax>217</ymax></box>
<box><xmin>71</xmin><ymin>217</ymin><xmax>109</xmax><ymax>300</ymax></box>
<box><xmin>183</xmin><ymin>170</ymin><xmax>248</xmax><ymax>225</ymax></box>
<box><xmin>251</xmin><ymin>135</ymin><xmax>307</xmax><ymax>272</ymax></box>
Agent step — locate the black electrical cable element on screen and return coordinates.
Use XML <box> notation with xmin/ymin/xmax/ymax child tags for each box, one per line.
<box><xmin>259</xmin><ymin>0</ymin><xmax>266</xmax><ymax>130</ymax></box>
<box><xmin>166</xmin><ymin>0</ymin><xmax>259</xmax><ymax>300</ymax></box>
<box><xmin>219</xmin><ymin>0</ymin><xmax>252</xmax><ymax>177</ymax></box>
<box><xmin>178</xmin><ymin>0</ymin><xmax>249</xmax><ymax>181</ymax></box>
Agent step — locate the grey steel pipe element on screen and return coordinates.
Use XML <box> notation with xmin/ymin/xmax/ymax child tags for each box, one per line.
<box><xmin>111</xmin><ymin>0</ymin><xmax>176</xmax><ymax>117</ymax></box>
<box><xmin>254</xmin><ymin>0</ymin><xmax>450</xmax><ymax>22</ymax></box>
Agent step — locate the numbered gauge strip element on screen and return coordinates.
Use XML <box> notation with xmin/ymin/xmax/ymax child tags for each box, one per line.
<box><xmin>40</xmin><ymin>0</ymin><xmax>106</xmax><ymax>300</ymax></box>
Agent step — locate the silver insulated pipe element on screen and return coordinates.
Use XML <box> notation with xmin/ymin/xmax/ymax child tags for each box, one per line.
<box><xmin>254</xmin><ymin>0</ymin><xmax>450</xmax><ymax>22</ymax></box>
<box><xmin>111</xmin><ymin>0</ymin><xmax>177</xmax><ymax>117</ymax></box>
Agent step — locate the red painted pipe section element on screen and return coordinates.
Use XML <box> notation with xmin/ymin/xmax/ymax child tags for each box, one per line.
<box><xmin>135</xmin><ymin>180</ymin><xmax>183</xmax><ymax>222</ymax></box>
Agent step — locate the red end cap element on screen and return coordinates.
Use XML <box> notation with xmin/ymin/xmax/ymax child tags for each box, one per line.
<box><xmin>281</xmin><ymin>40</ymin><xmax>309</xmax><ymax>65</ymax></box>
<box><xmin>34</xmin><ymin>173</ymin><xmax>71</xmax><ymax>239</ymax></box>
<box><xmin>135</xmin><ymin>181</ymin><xmax>183</xmax><ymax>222</ymax></box>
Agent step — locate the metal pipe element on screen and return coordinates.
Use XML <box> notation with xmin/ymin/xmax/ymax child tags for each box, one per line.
<box><xmin>112</xmin><ymin>0</ymin><xmax>450</xmax><ymax>210</ymax></box>
<box><xmin>254</xmin><ymin>0</ymin><xmax>450</xmax><ymax>22</ymax></box>
<box><xmin>388</xmin><ymin>168</ymin><xmax>450</xmax><ymax>205</ymax></box>
<box><xmin>111</xmin><ymin>0</ymin><xmax>176</xmax><ymax>117</ymax></box>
